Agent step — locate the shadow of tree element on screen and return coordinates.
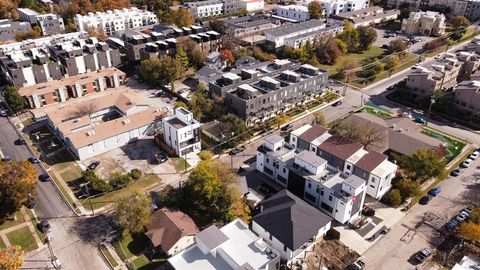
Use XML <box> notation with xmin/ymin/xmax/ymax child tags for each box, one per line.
<box><xmin>69</xmin><ymin>214</ymin><xmax>118</xmax><ymax>244</ymax></box>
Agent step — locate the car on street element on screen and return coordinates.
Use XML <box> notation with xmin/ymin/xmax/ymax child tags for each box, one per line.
<box><xmin>414</xmin><ymin>248</ymin><xmax>431</xmax><ymax>263</ymax></box>
<box><xmin>39</xmin><ymin>173</ymin><xmax>51</xmax><ymax>182</ymax></box>
<box><xmin>16</xmin><ymin>137</ymin><xmax>26</xmax><ymax>144</ymax></box>
<box><xmin>445</xmin><ymin>219</ymin><xmax>459</xmax><ymax>232</ymax></box>
<box><xmin>348</xmin><ymin>260</ymin><xmax>365</xmax><ymax>270</ymax></box>
<box><xmin>419</xmin><ymin>195</ymin><xmax>432</xmax><ymax>205</ymax></box>
<box><xmin>2</xmin><ymin>155</ymin><xmax>12</xmax><ymax>163</ymax></box>
<box><xmin>88</xmin><ymin>161</ymin><xmax>100</xmax><ymax>170</ymax></box>
<box><xmin>387</xmin><ymin>85</ymin><xmax>395</xmax><ymax>90</ymax></box>
<box><xmin>155</xmin><ymin>151</ymin><xmax>168</xmax><ymax>163</ymax></box>
<box><xmin>415</xmin><ymin>117</ymin><xmax>426</xmax><ymax>124</ymax></box>
<box><xmin>332</xmin><ymin>100</ymin><xmax>342</xmax><ymax>107</ymax></box>
<box><xmin>428</xmin><ymin>186</ymin><xmax>441</xmax><ymax>196</ymax></box>
<box><xmin>0</xmin><ymin>110</ymin><xmax>7</xmax><ymax>117</ymax></box>
<box><xmin>451</xmin><ymin>168</ymin><xmax>462</xmax><ymax>176</ymax></box>
<box><xmin>229</xmin><ymin>145</ymin><xmax>246</xmax><ymax>155</ymax></box>
<box><xmin>28</xmin><ymin>156</ymin><xmax>39</xmax><ymax>163</ymax></box>
<box><xmin>463</xmin><ymin>206</ymin><xmax>473</xmax><ymax>214</ymax></box>
<box><xmin>461</xmin><ymin>158</ymin><xmax>473</xmax><ymax>168</ymax></box>
<box><xmin>455</xmin><ymin>211</ymin><xmax>469</xmax><ymax>222</ymax></box>
<box><xmin>469</xmin><ymin>151</ymin><xmax>480</xmax><ymax>160</ymax></box>
<box><xmin>40</xmin><ymin>220</ymin><xmax>52</xmax><ymax>233</ymax></box>
<box><xmin>281</xmin><ymin>124</ymin><xmax>294</xmax><ymax>131</ymax></box>
<box><xmin>413</xmin><ymin>109</ymin><xmax>424</xmax><ymax>115</ymax></box>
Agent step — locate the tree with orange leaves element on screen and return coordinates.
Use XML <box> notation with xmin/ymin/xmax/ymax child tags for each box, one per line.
<box><xmin>0</xmin><ymin>246</ymin><xmax>24</xmax><ymax>270</ymax></box>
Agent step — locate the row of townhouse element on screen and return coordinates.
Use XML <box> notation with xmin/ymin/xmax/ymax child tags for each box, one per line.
<box><xmin>74</xmin><ymin>7</ymin><xmax>158</xmax><ymax>36</ymax></box>
<box><xmin>0</xmin><ymin>37</ymin><xmax>121</xmax><ymax>88</ymax></box>
<box><xmin>208</xmin><ymin>59</ymin><xmax>328</xmax><ymax>125</ymax></box>
<box><xmin>406</xmin><ymin>49</ymin><xmax>480</xmax><ymax>95</ymax></box>
<box><xmin>185</xmin><ymin>0</ymin><xmax>264</xmax><ymax>18</ymax></box>
<box><xmin>0</xmin><ymin>31</ymin><xmax>86</xmax><ymax>54</ymax></box>
<box><xmin>120</xmin><ymin>25</ymin><xmax>220</xmax><ymax>62</ymax></box>
<box><xmin>256</xmin><ymin>124</ymin><xmax>397</xmax><ymax>224</ymax></box>
<box><xmin>263</xmin><ymin>19</ymin><xmax>344</xmax><ymax>49</ymax></box>
<box><xmin>387</xmin><ymin>0</ymin><xmax>480</xmax><ymax>21</ymax></box>
<box><xmin>18</xmin><ymin>8</ymin><xmax>65</xmax><ymax>36</ymax></box>
<box><xmin>223</xmin><ymin>16</ymin><xmax>278</xmax><ymax>38</ymax></box>
<box><xmin>0</xmin><ymin>19</ymin><xmax>32</xmax><ymax>41</ymax></box>
<box><xmin>331</xmin><ymin>6</ymin><xmax>400</xmax><ymax>27</ymax></box>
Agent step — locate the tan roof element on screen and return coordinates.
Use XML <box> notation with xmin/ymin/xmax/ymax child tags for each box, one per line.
<box><xmin>43</xmin><ymin>90</ymin><xmax>163</xmax><ymax>149</ymax></box>
<box><xmin>145</xmin><ymin>208</ymin><xmax>199</xmax><ymax>251</ymax></box>
<box><xmin>18</xmin><ymin>68</ymin><xmax>125</xmax><ymax>97</ymax></box>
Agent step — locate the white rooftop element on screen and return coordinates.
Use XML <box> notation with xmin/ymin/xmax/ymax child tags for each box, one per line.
<box><xmin>168</xmin><ymin>219</ymin><xmax>279</xmax><ymax>270</ymax></box>
<box><xmin>371</xmin><ymin>159</ymin><xmax>398</xmax><ymax>178</ymax></box>
<box><xmin>223</xmin><ymin>72</ymin><xmax>241</xmax><ymax>80</ymax></box>
<box><xmin>291</xmin><ymin>124</ymin><xmax>312</xmax><ymax>137</ymax></box>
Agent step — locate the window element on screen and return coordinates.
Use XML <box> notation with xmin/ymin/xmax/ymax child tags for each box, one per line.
<box><xmin>308</xmin><ymin>183</ymin><xmax>312</xmax><ymax>189</ymax></box>
<box><xmin>284</xmin><ymin>245</ymin><xmax>287</xmax><ymax>252</ymax></box>
<box><xmin>283</xmin><ymin>168</ymin><xmax>286</xmax><ymax>173</ymax></box>
<box><xmin>320</xmin><ymin>190</ymin><xmax>324</xmax><ymax>196</ymax></box>
<box><xmin>370</xmin><ymin>185</ymin><xmax>375</xmax><ymax>188</ymax></box>
<box><xmin>346</xmin><ymin>164</ymin><xmax>351</xmax><ymax>170</ymax></box>
<box><xmin>328</xmin><ymin>195</ymin><xmax>333</xmax><ymax>201</ymax></box>
<box><xmin>269</xmin><ymin>234</ymin><xmax>272</xmax><ymax>240</ymax></box>
<box><xmin>316</xmin><ymin>187</ymin><xmax>320</xmax><ymax>193</ymax></box>
<box><xmin>277</xmin><ymin>175</ymin><xmax>287</xmax><ymax>184</ymax></box>
<box><xmin>266</xmin><ymin>158</ymin><xmax>269</xmax><ymax>164</ymax></box>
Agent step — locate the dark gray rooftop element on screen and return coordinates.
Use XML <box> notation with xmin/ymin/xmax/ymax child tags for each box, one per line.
<box><xmin>254</xmin><ymin>190</ymin><xmax>332</xmax><ymax>250</ymax></box>
<box><xmin>264</xmin><ymin>19</ymin><xmax>326</xmax><ymax>37</ymax></box>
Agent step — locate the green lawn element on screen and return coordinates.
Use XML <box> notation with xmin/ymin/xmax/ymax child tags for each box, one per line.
<box><xmin>26</xmin><ymin>210</ymin><xmax>46</xmax><ymax>244</ymax></box>
<box><xmin>113</xmin><ymin>233</ymin><xmax>149</xmax><ymax>261</ymax></box>
<box><xmin>316</xmin><ymin>46</ymin><xmax>385</xmax><ymax>72</ymax></box>
<box><xmin>421</xmin><ymin>128</ymin><xmax>466</xmax><ymax>161</ymax></box>
<box><xmin>22</xmin><ymin>118</ymin><xmax>34</xmax><ymax>127</ymax></box>
<box><xmin>82</xmin><ymin>175</ymin><xmax>161</xmax><ymax>210</ymax></box>
<box><xmin>100</xmin><ymin>245</ymin><xmax>119</xmax><ymax>268</ymax></box>
<box><xmin>6</xmin><ymin>226</ymin><xmax>38</xmax><ymax>252</ymax></box>
<box><xmin>171</xmin><ymin>158</ymin><xmax>190</xmax><ymax>173</ymax></box>
<box><xmin>59</xmin><ymin>165</ymin><xmax>83</xmax><ymax>182</ymax></box>
<box><xmin>51</xmin><ymin>174</ymin><xmax>78</xmax><ymax>210</ymax></box>
<box><xmin>363</xmin><ymin>106</ymin><xmax>391</xmax><ymax>119</ymax></box>
<box><xmin>130</xmin><ymin>255</ymin><xmax>150</xmax><ymax>270</ymax></box>
<box><xmin>0</xmin><ymin>211</ymin><xmax>25</xmax><ymax>231</ymax></box>
<box><xmin>0</xmin><ymin>237</ymin><xmax>6</xmax><ymax>249</ymax></box>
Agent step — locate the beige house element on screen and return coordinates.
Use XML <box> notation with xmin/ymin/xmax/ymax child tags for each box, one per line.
<box><xmin>401</xmin><ymin>11</ymin><xmax>446</xmax><ymax>36</ymax></box>
<box><xmin>453</xmin><ymin>80</ymin><xmax>480</xmax><ymax>112</ymax></box>
<box><xmin>406</xmin><ymin>57</ymin><xmax>462</xmax><ymax>95</ymax></box>
<box><xmin>331</xmin><ymin>6</ymin><xmax>400</xmax><ymax>27</ymax></box>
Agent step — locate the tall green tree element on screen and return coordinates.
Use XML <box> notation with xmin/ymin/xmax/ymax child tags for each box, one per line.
<box><xmin>175</xmin><ymin>48</ymin><xmax>189</xmax><ymax>69</ymax></box>
<box><xmin>396</xmin><ymin>178</ymin><xmax>421</xmax><ymax>199</ymax></box>
<box><xmin>190</xmin><ymin>84</ymin><xmax>213</xmax><ymax>120</ymax></box>
<box><xmin>220</xmin><ymin>114</ymin><xmax>250</xmax><ymax>148</ymax></box>
<box><xmin>3</xmin><ymin>86</ymin><xmax>26</xmax><ymax>113</ymax></box>
<box><xmin>139</xmin><ymin>56</ymin><xmax>184</xmax><ymax>89</ymax></box>
<box><xmin>0</xmin><ymin>161</ymin><xmax>38</xmax><ymax>223</ymax></box>
<box><xmin>115</xmin><ymin>191</ymin><xmax>152</xmax><ymax>236</ymax></box>
<box><xmin>337</xmin><ymin>20</ymin><xmax>360</xmax><ymax>53</ymax></box>
<box><xmin>308</xmin><ymin>1</ymin><xmax>323</xmax><ymax>19</ymax></box>
<box><xmin>451</xmin><ymin>15</ymin><xmax>469</xmax><ymax>28</ymax></box>
<box><xmin>387</xmin><ymin>38</ymin><xmax>408</xmax><ymax>57</ymax></box>
<box><xmin>357</xmin><ymin>26</ymin><xmax>377</xmax><ymax>51</ymax></box>
<box><xmin>315</xmin><ymin>36</ymin><xmax>343</xmax><ymax>65</ymax></box>
<box><xmin>395</xmin><ymin>148</ymin><xmax>446</xmax><ymax>181</ymax></box>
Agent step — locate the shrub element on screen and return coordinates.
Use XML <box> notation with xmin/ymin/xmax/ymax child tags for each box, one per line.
<box><xmin>130</xmin><ymin>169</ymin><xmax>142</xmax><ymax>180</ymax></box>
<box><xmin>384</xmin><ymin>189</ymin><xmax>402</xmax><ymax>207</ymax></box>
<box><xmin>110</xmin><ymin>172</ymin><xmax>132</xmax><ymax>188</ymax></box>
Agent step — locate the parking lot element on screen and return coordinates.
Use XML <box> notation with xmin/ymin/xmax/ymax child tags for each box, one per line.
<box><xmin>374</xmin><ymin>29</ymin><xmax>435</xmax><ymax>53</ymax></box>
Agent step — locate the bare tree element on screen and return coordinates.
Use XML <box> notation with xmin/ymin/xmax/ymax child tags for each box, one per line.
<box><xmin>73</xmin><ymin>101</ymin><xmax>97</xmax><ymax>118</ymax></box>
<box><xmin>332</xmin><ymin>121</ymin><xmax>386</xmax><ymax>151</ymax></box>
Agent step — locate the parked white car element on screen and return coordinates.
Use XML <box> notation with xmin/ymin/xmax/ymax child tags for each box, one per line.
<box><xmin>461</xmin><ymin>159</ymin><xmax>473</xmax><ymax>168</ymax></box>
<box><xmin>469</xmin><ymin>151</ymin><xmax>480</xmax><ymax>160</ymax></box>
<box><xmin>455</xmin><ymin>211</ymin><xmax>469</xmax><ymax>222</ymax></box>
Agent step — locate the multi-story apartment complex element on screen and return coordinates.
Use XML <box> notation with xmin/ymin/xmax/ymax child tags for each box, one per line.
<box><xmin>0</xmin><ymin>31</ymin><xmax>86</xmax><ymax>53</ymax></box>
<box><xmin>275</xmin><ymin>5</ymin><xmax>311</xmax><ymax>22</ymax></box>
<box><xmin>43</xmin><ymin>90</ymin><xmax>164</xmax><ymax>160</ymax></box>
<box><xmin>0</xmin><ymin>37</ymin><xmax>121</xmax><ymax>88</ymax></box>
<box><xmin>18</xmin><ymin>68</ymin><xmax>126</xmax><ymax>109</ymax></box>
<box><xmin>121</xmin><ymin>25</ymin><xmax>220</xmax><ymax>61</ymax></box>
<box><xmin>168</xmin><ymin>218</ymin><xmax>281</xmax><ymax>270</ymax></box>
<box><xmin>209</xmin><ymin>59</ymin><xmax>328</xmax><ymax>125</ymax></box>
<box><xmin>298</xmin><ymin>0</ymin><xmax>369</xmax><ymax>16</ymax></box>
<box><xmin>401</xmin><ymin>11</ymin><xmax>445</xmax><ymax>36</ymax></box>
<box><xmin>223</xmin><ymin>16</ymin><xmax>277</xmax><ymax>38</ymax></box>
<box><xmin>331</xmin><ymin>6</ymin><xmax>400</xmax><ymax>27</ymax></box>
<box><xmin>453</xmin><ymin>80</ymin><xmax>480</xmax><ymax>112</ymax></box>
<box><xmin>387</xmin><ymin>0</ymin><xmax>480</xmax><ymax>21</ymax></box>
<box><xmin>263</xmin><ymin>19</ymin><xmax>343</xmax><ymax>48</ymax></box>
<box><xmin>406</xmin><ymin>52</ymin><xmax>471</xmax><ymax>95</ymax></box>
<box><xmin>161</xmin><ymin>108</ymin><xmax>201</xmax><ymax>157</ymax></box>
<box><xmin>255</xmin><ymin>133</ymin><xmax>374</xmax><ymax>224</ymax></box>
<box><xmin>0</xmin><ymin>19</ymin><xmax>32</xmax><ymax>41</ymax></box>
<box><xmin>18</xmin><ymin>8</ymin><xmax>65</xmax><ymax>36</ymax></box>
<box><xmin>74</xmin><ymin>8</ymin><xmax>158</xmax><ymax>36</ymax></box>
<box><xmin>186</xmin><ymin>0</ymin><xmax>265</xmax><ymax>18</ymax></box>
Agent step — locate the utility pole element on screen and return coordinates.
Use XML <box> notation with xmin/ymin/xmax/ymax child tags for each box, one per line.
<box><xmin>425</xmin><ymin>98</ymin><xmax>435</xmax><ymax>126</ymax></box>
<box><xmin>342</xmin><ymin>71</ymin><xmax>349</xmax><ymax>98</ymax></box>
<box><xmin>84</xmin><ymin>182</ymin><xmax>95</xmax><ymax>216</ymax></box>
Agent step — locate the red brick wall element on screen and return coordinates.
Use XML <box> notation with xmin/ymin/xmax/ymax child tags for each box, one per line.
<box><xmin>43</xmin><ymin>93</ymin><xmax>55</xmax><ymax>105</ymax></box>
<box><xmin>85</xmin><ymin>83</ymin><xmax>95</xmax><ymax>94</ymax></box>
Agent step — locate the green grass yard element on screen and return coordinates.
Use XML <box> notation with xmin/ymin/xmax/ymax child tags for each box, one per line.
<box><xmin>0</xmin><ymin>237</ymin><xmax>6</xmax><ymax>249</ymax></box>
<box><xmin>421</xmin><ymin>128</ymin><xmax>466</xmax><ymax>161</ymax></box>
<box><xmin>363</xmin><ymin>106</ymin><xmax>391</xmax><ymax>119</ymax></box>
<box><xmin>82</xmin><ymin>174</ymin><xmax>161</xmax><ymax>210</ymax></box>
<box><xmin>113</xmin><ymin>233</ymin><xmax>149</xmax><ymax>261</ymax></box>
<box><xmin>100</xmin><ymin>245</ymin><xmax>118</xmax><ymax>267</ymax></box>
<box><xmin>0</xmin><ymin>211</ymin><xmax>25</xmax><ymax>231</ymax></box>
<box><xmin>316</xmin><ymin>46</ymin><xmax>385</xmax><ymax>72</ymax></box>
<box><xmin>171</xmin><ymin>158</ymin><xmax>190</xmax><ymax>173</ymax></box>
<box><xmin>6</xmin><ymin>226</ymin><xmax>38</xmax><ymax>252</ymax></box>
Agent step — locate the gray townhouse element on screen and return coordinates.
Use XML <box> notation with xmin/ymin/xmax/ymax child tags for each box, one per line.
<box><xmin>0</xmin><ymin>19</ymin><xmax>32</xmax><ymax>41</ymax></box>
<box><xmin>223</xmin><ymin>16</ymin><xmax>277</xmax><ymax>38</ymax></box>
<box><xmin>0</xmin><ymin>38</ymin><xmax>121</xmax><ymax>88</ymax></box>
<box><xmin>18</xmin><ymin>8</ymin><xmax>65</xmax><ymax>36</ymax></box>
<box><xmin>119</xmin><ymin>25</ymin><xmax>220</xmax><ymax>62</ymax></box>
<box><xmin>209</xmin><ymin>59</ymin><xmax>328</xmax><ymax>125</ymax></box>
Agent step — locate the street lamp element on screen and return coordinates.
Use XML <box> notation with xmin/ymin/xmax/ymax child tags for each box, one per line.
<box><xmin>425</xmin><ymin>98</ymin><xmax>436</xmax><ymax>126</ymax></box>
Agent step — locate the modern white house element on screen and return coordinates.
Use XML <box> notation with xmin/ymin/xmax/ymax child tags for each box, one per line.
<box><xmin>275</xmin><ymin>5</ymin><xmax>311</xmax><ymax>22</ymax></box>
<box><xmin>44</xmin><ymin>90</ymin><xmax>163</xmax><ymax>160</ymax></box>
<box><xmin>168</xmin><ymin>218</ymin><xmax>281</xmax><ymax>270</ymax></box>
<box><xmin>74</xmin><ymin>7</ymin><xmax>158</xmax><ymax>36</ymax></box>
<box><xmin>186</xmin><ymin>0</ymin><xmax>225</xmax><ymax>18</ymax></box>
<box><xmin>242</xmin><ymin>0</ymin><xmax>265</xmax><ymax>12</ymax></box>
<box><xmin>161</xmin><ymin>108</ymin><xmax>201</xmax><ymax>157</ymax></box>
<box><xmin>299</xmin><ymin>0</ymin><xmax>369</xmax><ymax>16</ymax></box>
<box><xmin>17</xmin><ymin>8</ymin><xmax>65</xmax><ymax>36</ymax></box>
<box><xmin>252</xmin><ymin>190</ymin><xmax>332</xmax><ymax>264</ymax></box>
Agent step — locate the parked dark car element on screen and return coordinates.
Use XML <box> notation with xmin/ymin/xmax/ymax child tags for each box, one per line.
<box><xmin>414</xmin><ymin>248</ymin><xmax>431</xmax><ymax>263</ymax></box>
<box><xmin>332</xmin><ymin>101</ymin><xmax>342</xmax><ymax>107</ymax></box>
<box><xmin>40</xmin><ymin>220</ymin><xmax>52</xmax><ymax>233</ymax></box>
<box><xmin>428</xmin><ymin>186</ymin><xmax>441</xmax><ymax>196</ymax></box>
<box><xmin>229</xmin><ymin>145</ymin><xmax>246</xmax><ymax>155</ymax></box>
<box><xmin>419</xmin><ymin>195</ymin><xmax>432</xmax><ymax>205</ymax></box>
<box><xmin>451</xmin><ymin>168</ymin><xmax>462</xmax><ymax>176</ymax></box>
<box><xmin>16</xmin><ymin>137</ymin><xmax>26</xmax><ymax>145</ymax></box>
<box><xmin>444</xmin><ymin>219</ymin><xmax>459</xmax><ymax>232</ymax></box>
<box><xmin>281</xmin><ymin>124</ymin><xmax>294</xmax><ymax>131</ymax></box>
<box><xmin>0</xmin><ymin>110</ymin><xmax>7</xmax><ymax>117</ymax></box>
<box><xmin>39</xmin><ymin>173</ymin><xmax>51</xmax><ymax>182</ymax></box>
<box><xmin>88</xmin><ymin>161</ymin><xmax>100</xmax><ymax>170</ymax></box>
<box><xmin>28</xmin><ymin>156</ymin><xmax>39</xmax><ymax>163</ymax></box>
<box><xmin>348</xmin><ymin>260</ymin><xmax>365</xmax><ymax>270</ymax></box>
<box><xmin>415</xmin><ymin>117</ymin><xmax>426</xmax><ymax>124</ymax></box>
<box><xmin>156</xmin><ymin>152</ymin><xmax>168</xmax><ymax>164</ymax></box>
<box><xmin>2</xmin><ymin>155</ymin><xmax>12</xmax><ymax>163</ymax></box>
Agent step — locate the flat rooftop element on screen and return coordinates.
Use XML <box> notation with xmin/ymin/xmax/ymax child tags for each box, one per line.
<box><xmin>168</xmin><ymin>219</ymin><xmax>278</xmax><ymax>270</ymax></box>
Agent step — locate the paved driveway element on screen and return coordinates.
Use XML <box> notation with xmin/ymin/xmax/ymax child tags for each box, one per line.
<box><xmin>361</xmin><ymin>157</ymin><xmax>479</xmax><ymax>270</ymax></box>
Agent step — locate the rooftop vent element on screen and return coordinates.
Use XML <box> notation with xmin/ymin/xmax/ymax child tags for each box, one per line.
<box><xmin>86</xmin><ymin>130</ymin><xmax>95</xmax><ymax>136</ymax></box>
<box><xmin>122</xmin><ymin>119</ymin><xmax>131</xmax><ymax>124</ymax></box>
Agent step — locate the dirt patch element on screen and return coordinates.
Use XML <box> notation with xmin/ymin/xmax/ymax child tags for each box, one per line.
<box><xmin>305</xmin><ymin>239</ymin><xmax>359</xmax><ymax>270</ymax></box>
<box><xmin>94</xmin><ymin>158</ymin><xmax>126</xmax><ymax>179</ymax></box>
